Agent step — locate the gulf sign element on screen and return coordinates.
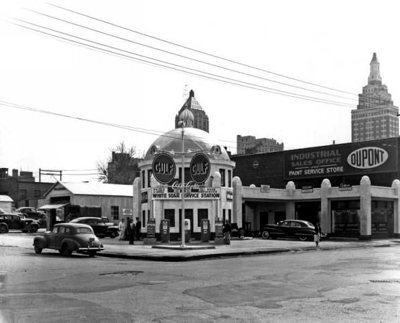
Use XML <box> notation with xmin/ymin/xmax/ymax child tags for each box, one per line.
<box><xmin>152</xmin><ymin>153</ymin><xmax>176</xmax><ymax>184</ymax></box>
<box><xmin>347</xmin><ymin>147</ymin><xmax>388</xmax><ymax>169</ymax></box>
<box><xmin>190</xmin><ymin>153</ymin><xmax>210</xmax><ymax>183</ymax></box>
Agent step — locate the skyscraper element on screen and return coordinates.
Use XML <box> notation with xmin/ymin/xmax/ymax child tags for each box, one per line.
<box><xmin>351</xmin><ymin>53</ymin><xmax>399</xmax><ymax>142</ymax></box>
<box><xmin>175</xmin><ymin>90</ymin><xmax>209</xmax><ymax>132</ymax></box>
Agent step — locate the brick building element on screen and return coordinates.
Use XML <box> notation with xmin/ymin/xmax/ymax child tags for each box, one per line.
<box><xmin>0</xmin><ymin>168</ymin><xmax>53</xmax><ymax>209</ymax></box>
<box><xmin>236</xmin><ymin>135</ymin><xmax>284</xmax><ymax>155</ymax></box>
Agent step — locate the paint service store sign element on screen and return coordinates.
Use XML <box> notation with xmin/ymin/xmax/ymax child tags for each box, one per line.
<box><xmin>284</xmin><ymin>139</ymin><xmax>398</xmax><ymax>179</ymax></box>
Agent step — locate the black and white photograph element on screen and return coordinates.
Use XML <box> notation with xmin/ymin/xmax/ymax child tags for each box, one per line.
<box><xmin>1</xmin><ymin>1</ymin><xmax>400</xmax><ymax>322</ymax></box>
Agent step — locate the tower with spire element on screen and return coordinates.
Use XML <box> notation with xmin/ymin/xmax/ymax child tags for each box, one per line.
<box><xmin>351</xmin><ymin>53</ymin><xmax>398</xmax><ymax>142</ymax></box>
<box><xmin>175</xmin><ymin>89</ymin><xmax>209</xmax><ymax>133</ymax></box>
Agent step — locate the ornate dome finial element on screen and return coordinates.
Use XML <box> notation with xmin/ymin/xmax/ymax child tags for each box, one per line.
<box><xmin>179</xmin><ymin>108</ymin><xmax>194</xmax><ymax>127</ymax></box>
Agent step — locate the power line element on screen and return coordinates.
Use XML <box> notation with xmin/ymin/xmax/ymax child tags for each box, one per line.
<box><xmin>27</xmin><ymin>8</ymin><xmax>356</xmax><ymax>102</ymax></box>
<box><xmin>47</xmin><ymin>3</ymin><xmax>357</xmax><ymax>96</ymax></box>
<box><xmin>9</xmin><ymin>19</ymin><xmax>356</xmax><ymax>109</ymax></box>
<box><xmin>0</xmin><ymin>100</ymin><xmax>240</xmax><ymax>151</ymax></box>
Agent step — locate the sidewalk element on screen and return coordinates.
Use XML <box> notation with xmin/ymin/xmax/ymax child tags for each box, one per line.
<box><xmin>3</xmin><ymin>232</ymin><xmax>399</xmax><ymax>262</ymax></box>
<box><xmin>96</xmin><ymin>237</ymin><xmax>400</xmax><ymax>262</ymax></box>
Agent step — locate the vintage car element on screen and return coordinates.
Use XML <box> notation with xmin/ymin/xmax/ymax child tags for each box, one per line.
<box><xmin>261</xmin><ymin>219</ymin><xmax>319</xmax><ymax>241</ymax></box>
<box><xmin>33</xmin><ymin>223</ymin><xmax>104</xmax><ymax>257</ymax></box>
<box><xmin>0</xmin><ymin>209</ymin><xmax>40</xmax><ymax>233</ymax></box>
<box><xmin>69</xmin><ymin>217</ymin><xmax>119</xmax><ymax>238</ymax></box>
<box><xmin>15</xmin><ymin>207</ymin><xmax>47</xmax><ymax>228</ymax></box>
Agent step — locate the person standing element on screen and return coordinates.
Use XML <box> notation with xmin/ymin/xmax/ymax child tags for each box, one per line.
<box><xmin>314</xmin><ymin>222</ymin><xmax>321</xmax><ymax>247</ymax></box>
<box><xmin>223</xmin><ymin>220</ymin><xmax>232</xmax><ymax>245</ymax></box>
<box><xmin>124</xmin><ymin>218</ymin><xmax>132</xmax><ymax>243</ymax></box>
<box><xmin>129</xmin><ymin>219</ymin><xmax>136</xmax><ymax>245</ymax></box>
<box><xmin>118</xmin><ymin>218</ymin><xmax>124</xmax><ymax>241</ymax></box>
<box><xmin>136</xmin><ymin>217</ymin><xmax>142</xmax><ymax>241</ymax></box>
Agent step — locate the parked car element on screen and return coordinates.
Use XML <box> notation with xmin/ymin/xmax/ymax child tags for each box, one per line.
<box><xmin>0</xmin><ymin>209</ymin><xmax>40</xmax><ymax>233</ymax></box>
<box><xmin>15</xmin><ymin>207</ymin><xmax>46</xmax><ymax>228</ymax></box>
<box><xmin>69</xmin><ymin>217</ymin><xmax>119</xmax><ymax>238</ymax></box>
<box><xmin>261</xmin><ymin>220</ymin><xmax>321</xmax><ymax>241</ymax></box>
<box><xmin>33</xmin><ymin>223</ymin><xmax>104</xmax><ymax>257</ymax></box>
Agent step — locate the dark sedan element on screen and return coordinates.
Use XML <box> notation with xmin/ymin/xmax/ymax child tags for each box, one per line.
<box><xmin>69</xmin><ymin>217</ymin><xmax>119</xmax><ymax>238</ymax></box>
<box><xmin>33</xmin><ymin>223</ymin><xmax>104</xmax><ymax>257</ymax></box>
<box><xmin>262</xmin><ymin>220</ymin><xmax>318</xmax><ymax>241</ymax></box>
<box><xmin>0</xmin><ymin>209</ymin><xmax>40</xmax><ymax>233</ymax></box>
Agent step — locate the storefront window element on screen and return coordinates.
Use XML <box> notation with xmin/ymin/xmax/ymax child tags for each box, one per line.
<box><xmin>371</xmin><ymin>200</ymin><xmax>393</xmax><ymax>237</ymax></box>
<box><xmin>331</xmin><ymin>200</ymin><xmax>360</xmax><ymax>236</ymax></box>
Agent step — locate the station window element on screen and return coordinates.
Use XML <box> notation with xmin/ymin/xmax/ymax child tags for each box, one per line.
<box><xmin>111</xmin><ymin>206</ymin><xmax>119</xmax><ymax>220</ymax></box>
<box><xmin>220</xmin><ymin>169</ymin><xmax>226</xmax><ymax>187</ymax></box>
<box><xmin>147</xmin><ymin>170</ymin><xmax>152</xmax><ymax>188</ymax></box>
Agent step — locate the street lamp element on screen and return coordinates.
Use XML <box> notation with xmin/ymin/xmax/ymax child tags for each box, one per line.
<box><xmin>178</xmin><ymin>108</ymin><xmax>194</xmax><ymax>248</ymax></box>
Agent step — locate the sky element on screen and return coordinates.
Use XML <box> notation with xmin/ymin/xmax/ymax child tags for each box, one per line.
<box><xmin>1</xmin><ymin>0</ymin><xmax>399</xmax><ymax>183</ymax></box>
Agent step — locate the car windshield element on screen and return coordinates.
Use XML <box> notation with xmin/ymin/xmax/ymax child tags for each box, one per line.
<box><xmin>76</xmin><ymin>227</ymin><xmax>93</xmax><ymax>234</ymax></box>
<box><xmin>301</xmin><ymin>221</ymin><xmax>315</xmax><ymax>228</ymax></box>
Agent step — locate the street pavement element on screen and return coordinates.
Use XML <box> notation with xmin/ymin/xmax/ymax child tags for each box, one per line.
<box><xmin>3</xmin><ymin>230</ymin><xmax>400</xmax><ymax>262</ymax></box>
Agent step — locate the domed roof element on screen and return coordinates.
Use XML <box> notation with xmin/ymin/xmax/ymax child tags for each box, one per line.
<box><xmin>144</xmin><ymin>127</ymin><xmax>230</xmax><ymax>161</ymax></box>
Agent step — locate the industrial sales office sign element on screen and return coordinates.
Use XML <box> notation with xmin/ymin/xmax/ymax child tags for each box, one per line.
<box><xmin>284</xmin><ymin>138</ymin><xmax>398</xmax><ymax>179</ymax></box>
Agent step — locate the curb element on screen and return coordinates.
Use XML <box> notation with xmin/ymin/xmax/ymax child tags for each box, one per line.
<box><xmin>95</xmin><ymin>241</ymin><xmax>397</xmax><ymax>262</ymax></box>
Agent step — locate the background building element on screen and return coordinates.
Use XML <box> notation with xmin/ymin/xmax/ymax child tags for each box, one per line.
<box><xmin>351</xmin><ymin>53</ymin><xmax>399</xmax><ymax>142</ymax></box>
<box><xmin>236</xmin><ymin>135</ymin><xmax>284</xmax><ymax>155</ymax></box>
<box><xmin>107</xmin><ymin>151</ymin><xmax>141</xmax><ymax>184</ymax></box>
<box><xmin>231</xmin><ymin>137</ymin><xmax>400</xmax><ymax>239</ymax></box>
<box><xmin>0</xmin><ymin>168</ymin><xmax>53</xmax><ymax>209</ymax></box>
<box><xmin>175</xmin><ymin>90</ymin><xmax>209</xmax><ymax>133</ymax></box>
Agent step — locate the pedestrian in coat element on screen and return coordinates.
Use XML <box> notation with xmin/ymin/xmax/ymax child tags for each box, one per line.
<box><xmin>129</xmin><ymin>219</ymin><xmax>135</xmax><ymax>245</ymax></box>
<box><xmin>136</xmin><ymin>217</ymin><xmax>142</xmax><ymax>241</ymax></box>
<box><xmin>124</xmin><ymin>217</ymin><xmax>132</xmax><ymax>242</ymax></box>
<box><xmin>223</xmin><ymin>220</ymin><xmax>232</xmax><ymax>245</ymax></box>
<box><xmin>314</xmin><ymin>222</ymin><xmax>321</xmax><ymax>247</ymax></box>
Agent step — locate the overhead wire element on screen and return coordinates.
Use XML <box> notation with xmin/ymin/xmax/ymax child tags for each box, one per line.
<box><xmin>47</xmin><ymin>3</ymin><xmax>357</xmax><ymax>96</ymax></box>
<box><xmin>9</xmin><ymin>18</ymin><xmax>356</xmax><ymax>109</ymax></box>
<box><xmin>27</xmin><ymin>8</ymin><xmax>356</xmax><ymax>102</ymax></box>
<box><xmin>0</xmin><ymin>100</ymin><xmax>240</xmax><ymax>151</ymax></box>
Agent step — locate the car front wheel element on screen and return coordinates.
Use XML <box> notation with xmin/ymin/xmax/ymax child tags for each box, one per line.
<box><xmin>61</xmin><ymin>243</ymin><xmax>72</xmax><ymax>256</ymax></box>
<box><xmin>88</xmin><ymin>251</ymin><xmax>97</xmax><ymax>257</ymax></box>
<box><xmin>298</xmin><ymin>236</ymin><xmax>308</xmax><ymax>241</ymax></box>
<box><xmin>262</xmin><ymin>230</ymin><xmax>270</xmax><ymax>239</ymax></box>
<box><xmin>30</xmin><ymin>226</ymin><xmax>39</xmax><ymax>233</ymax></box>
<box><xmin>0</xmin><ymin>225</ymin><xmax>8</xmax><ymax>234</ymax></box>
<box><xmin>110</xmin><ymin>231</ymin><xmax>118</xmax><ymax>239</ymax></box>
<box><xmin>34</xmin><ymin>244</ymin><xmax>42</xmax><ymax>254</ymax></box>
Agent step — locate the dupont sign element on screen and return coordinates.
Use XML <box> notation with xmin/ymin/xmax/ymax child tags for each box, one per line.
<box><xmin>347</xmin><ymin>147</ymin><xmax>388</xmax><ymax>169</ymax></box>
<box><xmin>284</xmin><ymin>138</ymin><xmax>398</xmax><ymax>179</ymax></box>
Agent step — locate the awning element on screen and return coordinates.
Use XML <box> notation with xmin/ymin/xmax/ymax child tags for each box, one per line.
<box><xmin>38</xmin><ymin>203</ymin><xmax>69</xmax><ymax>210</ymax></box>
